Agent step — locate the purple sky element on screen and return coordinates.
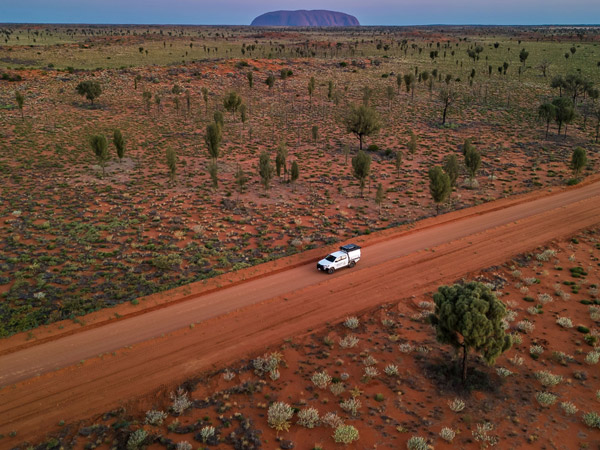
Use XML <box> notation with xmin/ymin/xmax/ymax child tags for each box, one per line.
<box><xmin>1</xmin><ymin>0</ymin><xmax>599</xmax><ymax>25</ymax></box>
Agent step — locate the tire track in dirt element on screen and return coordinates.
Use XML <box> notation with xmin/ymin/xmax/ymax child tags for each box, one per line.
<box><xmin>1</xmin><ymin>180</ymin><xmax>600</xmax><ymax>444</ymax></box>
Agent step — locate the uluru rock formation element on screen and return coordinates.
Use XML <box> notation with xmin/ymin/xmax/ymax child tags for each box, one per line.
<box><xmin>251</xmin><ymin>10</ymin><xmax>360</xmax><ymax>27</ymax></box>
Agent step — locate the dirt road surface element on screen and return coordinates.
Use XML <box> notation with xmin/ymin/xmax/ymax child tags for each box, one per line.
<box><xmin>2</xmin><ymin>179</ymin><xmax>600</xmax><ymax>444</ymax></box>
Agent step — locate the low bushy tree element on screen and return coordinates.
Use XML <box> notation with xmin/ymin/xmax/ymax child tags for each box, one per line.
<box><xmin>76</xmin><ymin>80</ymin><xmax>102</xmax><ymax>105</ymax></box>
<box><xmin>345</xmin><ymin>104</ymin><xmax>381</xmax><ymax>150</ymax></box>
<box><xmin>570</xmin><ymin>147</ymin><xmax>587</xmax><ymax>178</ymax></box>
<box><xmin>113</xmin><ymin>129</ymin><xmax>125</xmax><ymax>162</ymax></box>
<box><xmin>351</xmin><ymin>150</ymin><xmax>371</xmax><ymax>197</ymax></box>
<box><xmin>428</xmin><ymin>166</ymin><xmax>451</xmax><ymax>214</ymax></box>
<box><xmin>429</xmin><ymin>282</ymin><xmax>512</xmax><ymax>383</ymax></box>
<box><xmin>90</xmin><ymin>134</ymin><xmax>109</xmax><ymax>176</ymax></box>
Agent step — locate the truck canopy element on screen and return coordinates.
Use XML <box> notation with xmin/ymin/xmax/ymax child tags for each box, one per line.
<box><xmin>340</xmin><ymin>243</ymin><xmax>361</xmax><ymax>252</ymax></box>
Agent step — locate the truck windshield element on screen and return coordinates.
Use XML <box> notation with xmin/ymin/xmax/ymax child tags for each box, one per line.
<box><xmin>325</xmin><ymin>255</ymin><xmax>336</xmax><ymax>262</ymax></box>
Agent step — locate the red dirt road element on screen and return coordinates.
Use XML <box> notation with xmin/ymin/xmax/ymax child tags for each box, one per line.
<box><xmin>2</xmin><ymin>179</ymin><xmax>600</xmax><ymax>444</ymax></box>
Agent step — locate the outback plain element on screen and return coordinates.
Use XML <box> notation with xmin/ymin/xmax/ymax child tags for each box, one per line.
<box><xmin>0</xmin><ymin>23</ymin><xmax>600</xmax><ymax>449</ymax></box>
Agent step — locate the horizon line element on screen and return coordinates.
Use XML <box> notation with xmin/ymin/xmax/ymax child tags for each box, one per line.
<box><xmin>2</xmin><ymin>22</ymin><xmax>600</xmax><ymax>27</ymax></box>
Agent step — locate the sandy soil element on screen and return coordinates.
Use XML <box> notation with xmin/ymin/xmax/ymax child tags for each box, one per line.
<box><xmin>1</xmin><ymin>178</ymin><xmax>600</xmax><ymax>447</ymax></box>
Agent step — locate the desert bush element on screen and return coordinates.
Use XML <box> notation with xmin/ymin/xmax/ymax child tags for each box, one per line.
<box><xmin>223</xmin><ymin>370</ymin><xmax>235</xmax><ymax>381</ymax></box>
<box><xmin>406</xmin><ymin>436</ymin><xmax>428</xmax><ymax>450</ymax></box>
<box><xmin>311</xmin><ymin>370</ymin><xmax>332</xmax><ymax>389</ymax></box>
<box><xmin>126</xmin><ymin>429</ymin><xmax>148</xmax><ymax>450</ymax></box>
<box><xmin>585</xmin><ymin>351</ymin><xmax>600</xmax><ymax>365</ymax></box>
<box><xmin>527</xmin><ymin>306</ymin><xmax>540</xmax><ymax>315</ymax></box>
<box><xmin>339</xmin><ymin>334</ymin><xmax>359</xmax><ymax>348</ymax></box>
<box><xmin>536</xmin><ymin>391</ymin><xmax>557</xmax><ymax>406</ymax></box>
<box><xmin>363</xmin><ymin>366</ymin><xmax>379</xmax><ymax>379</ymax></box>
<box><xmin>170</xmin><ymin>388</ymin><xmax>192</xmax><ymax>415</ymax></box>
<box><xmin>333</xmin><ymin>424</ymin><xmax>359</xmax><ymax>444</ymax></box>
<box><xmin>199</xmin><ymin>426</ymin><xmax>215</xmax><ymax>443</ymax></box>
<box><xmin>297</xmin><ymin>407</ymin><xmax>320</xmax><ymax>428</ymax></box>
<box><xmin>399</xmin><ymin>343</ymin><xmax>414</xmax><ymax>353</ymax></box>
<box><xmin>590</xmin><ymin>306</ymin><xmax>600</xmax><ymax>321</ymax></box>
<box><xmin>511</xmin><ymin>333</ymin><xmax>523</xmax><ymax>345</ymax></box>
<box><xmin>267</xmin><ymin>402</ymin><xmax>294</xmax><ymax>433</ymax></box>
<box><xmin>145</xmin><ymin>409</ymin><xmax>168</xmax><ymax>425</ymax></box>
<box><xmin>330</xmin><ymin>382</ymin><xmax>345</xmax><ymax>396</ymax></box>
<box><xmin>530</xmin><ymin>345</ymin><xmax>544</xmax><ymax>358</ymax></box>
<box><xmin>496</xmin><ymin>367</ymin><xmax>513</xmax><ymax>377</ymax></box>
<box><xmin>344</xmin><ymin>316</ymin><xmax>359</xmax><ymax>329</ymax></box>
<box><xmin>269</xmin><ymin>369</ymin><xmax>280</xmax><ymax>380</ymax></box>
<box><xmin>253</xmin><ymin>352</ymin><xmax>283</xmax><ymax>376</ymax></box>
<box><xmin>518</xmin><ymin>320</ymin><xmax>535</xmax><ymax>333</ymax></box>
<box><xmin>556</xmin><ymin>317</ymin><xmax>573</xmax><ymax>328</ymax></box>
<box><xmin>448</xmin><ymin>398</ymin><xmax>465</xmax><ymax>412</ymax></box>
<box><xmin>381</xmin><ymin>318</ymin><xmax>396</xmax><ymax>328</ymax></box>
<box><xmin>340</xmin><ymin>397</ymin><xmax>361</xmax><ymax>416</ymax></box>
<box><xmin>535</xmin><ymin>370</ymin><xmax>563</xmax><ymax>387</ymax></box>
<box><xmin>560</xmin><ymin>402</ymin><xmax>578</xmax><ymax>415</ymax></box>
<box><xmin>552</xmin><ymin>351</ymin><xmax>574</xmax><ymax>365</ymax></box>
<box><xmin>439</xmin><ymin>427</ymin><xmax>456</xmax><ymax>442</ymax></box>
<box><xmin>322</xmin><ymin>412</ymin><xmax>344</xmax><ymax>428</ymax></box>
<box><xmin>472</xmin><ymin>422</ymin><xmax>498</xmax><ymax>446</ymax></box>
<box><xmin>536</xmin><ymin>249</ymin><xmax>556</xmax><ymax>261</ymax></box>
<box><xmin>538</xmin><ymin>293</ymin><xmax>553</xmax><ymax>304</ymax></box>
<box><xmin>384</xmin><ymin>364</ymin><xmax>399</xmax><ymax>376</ymax></box>
<box><xmin>175</xmin><ymin>442</ymin><xmax>192</xmax><ymax>450</ymax></box>
<box><xmin>509</xmin><ymin>354</ymin><xmax>524</xmax><ymax>366</ymax></box>
<box><xmin>582</xmin><ymin>411</ymin><xmax>600</xmax><ymax>428</ymax></box>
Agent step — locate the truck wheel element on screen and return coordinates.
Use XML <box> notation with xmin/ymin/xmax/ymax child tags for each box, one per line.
<box><xmin>349</xmin><ymin>261</ymin><xmax>356</xmax><ymax>268</ymax></box>
<box><xmin>327</xmin><ymin>267</ymin><xmax>335</xmax><ymax>274</ymax></box>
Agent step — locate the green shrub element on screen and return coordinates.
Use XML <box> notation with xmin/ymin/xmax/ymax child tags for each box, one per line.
<box><xmin>333</xmin><ymin>424</ymin><xmax>359</xmax><ymax>444</ymax></box>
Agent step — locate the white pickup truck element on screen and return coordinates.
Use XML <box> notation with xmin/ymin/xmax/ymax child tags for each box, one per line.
<box><xmin>316</xmin><ymin>244</ymin><xmax>361</xmax><ymax>274</ymax></box>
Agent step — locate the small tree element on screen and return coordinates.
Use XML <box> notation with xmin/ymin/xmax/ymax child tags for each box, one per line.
<box><xmin>134</xmin><ymin>74</ymin><xmax>142</xmax><ymax>90</ymax></box>
<box><xmin>439</xmin><ymin>86</ymin><xmax>454</xmax><ymax>125</ymax></box>
<box><xmin>213</xmin><ymin>110</ymin><xmax>224</xmax><ymax>129</ymax></box>
<box><xmin>201</xmin><ymin>87</ymin><xmax>209</xmax><ymax>113</ymax></box>
<box><xmin>223</xmin><ymin>91</ymin><xmax>242</xmax><ymax>114</ymax></box>
<box><xmin>142</xmin><ymin>91</ymin><xmax>152</xmax><ymax>112</ymax></box>
<box><xmin>407</xmin><ymin>131</ymin><xmax>417</xmax><ymax>156</ymax></box>
<box><xmin>166</xmin><ymin>148</ymin><xmax>176</xmax><ymax>184</ymax></box>
<box><xmin>311</xmin><ymin>125</ymin><xmax>319</xmax><ymax>143</ymax></box>
<box><xmin>76</xmin><ymin>80</ymin><xmax>102</xmax><ymax>105</ymax></box>
<box><xmin>385</xmin><ymin>85</ymin><xmax>395</xmax><ymax>109</ymax></box>
<box><xmin>113</xmin><ymin>129</ymin><xmax>125</xmax><ymax>162</ymax></box>
<box><xmin>396</xmin><ymin>73</ymin><xmax>403</xmax><ymax>93</ymax></box>
<box><xmin>464</xmin><ymin>147</ymin><xmax>481</xmax><ymax>188</ymax></box>
<box><xmin>552</xmin><ymin>97</ymin><xmax>575</xmax><ymax>136</ymax></box>
<box><xmin>275</xmin><ymin>141</ymin><xmax>288</xmax><ymax>179</ymax></box>
<box><xmin>90</xmin><ymin>134</ymin><xmax>109</xmax><ymax>177</ymax></box>
<box><xmin>345</xmin><ymin>104</ymin><xmax>381</xmax><ymax>150</ymax></box>
<box><xmin>290</xmin><ymin>160</ymin><xmax>299</xmax><ymax>192</ymax></box>
<box><xmin>395</xmin><ymin>150</ymin><xmax>403</xmax><ymax>178</ymax></box>
<box><xmin>428</xmin><ymin>166</ymin><xmax>451</xmax><ymax>214</ymax></box>
<box><xmin>15</xmin><ymin>91</ymin><xmax>24</xmax><ymax>120</ymax></box>
<box><xmin>351</xmin><ymin>150</ymin><xmax>371</xmax><ymax>197</ymax></box>
<box><xmin>375</xmin><ymin>183</ymin><xmax>385</xmax><ymax>215</ymax></box>
<box><xmin>258</xmin><ymin>151</ymin><xmax>274</xmax><ymax>191</ymax></box>
<box><xmin>429</xmin><ymin>282</ymin><xmax>512</xmax><ymax>383</ymax></box>
<box><xmin>205</xmin><ymin>122</ymin><xmax>222</xmax><ymax>161</ymax></box>
<box><xmin>247</xmin><ymin>71</ymin><xmax>253</xmax><ymax>88</ymax></box>
<box><xmin>234</xmin><ymin>164</ymin><xmax>248</xmax><ymax>202</ymax></box>
<box><xmin>519</xmin><ymin>48</ymin><xmax>529</xmax><ymax>66</ymax></box>
<box><xmin>404</xmin><ymin>73</ymin><xmax>415</xmax><ymax>99</ymax></box>
<box><xmin>570</xmin><ymin>147</ymin><xmax>587</xmax><ymax>178</ymax></box>
<box><xmin>308</xmin><ymin>76</ymin><xmax>315</xmax><ymax>103</ymax></box>
<box><xmin>538</xmin><ymin>103</ymin><xmax>556</xmax><ymax>138</ymax></box>
<box><xmin>443</xmin><ymin>154</ymin><xmax>459</xmax><ymax>187</ymax></box>
<box><xmin>265</xmin><ymin>74</ymin><xmax>275</xmax><ymax>91</ymax></box>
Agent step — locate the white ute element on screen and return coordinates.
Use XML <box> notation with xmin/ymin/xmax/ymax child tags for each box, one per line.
<box><xmin>316</xmin><ymin>244</ymin><xmax>361</xmax><ymax>274</ymax></box>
